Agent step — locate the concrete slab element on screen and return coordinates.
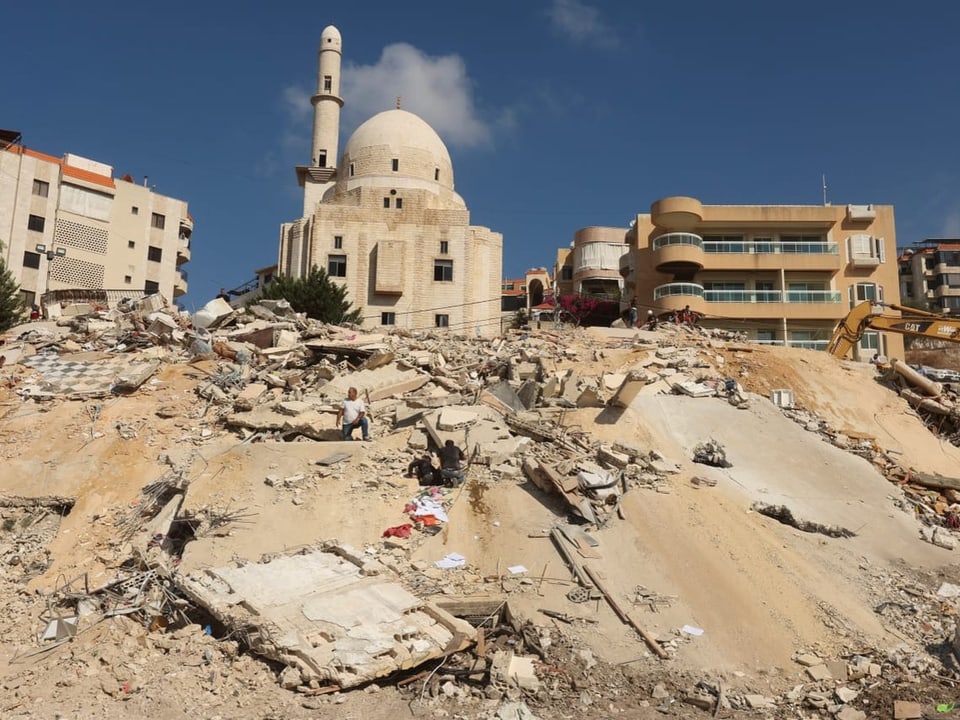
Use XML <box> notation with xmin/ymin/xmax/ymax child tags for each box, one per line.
<box><xmin>321</xmin><ymin>365</ymin><xmax>429</xmax><ymax>402</ymax></box>
<box><xmin>174</xmin><ymin>546</ymin><xmax>476</xmax><ymax>688</ymax></box>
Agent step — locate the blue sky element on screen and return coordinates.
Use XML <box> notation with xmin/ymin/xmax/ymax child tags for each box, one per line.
<box><xmin>6</xmin><ymin>0</ymin><xmax>960</xmax><ymax>308</ymax></box>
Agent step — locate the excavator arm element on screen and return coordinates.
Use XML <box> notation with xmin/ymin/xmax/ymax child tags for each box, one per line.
<box><xmin>827</xmin><ymin>301</ymin><xmax>960</xmax><ymax>358</ymax></box>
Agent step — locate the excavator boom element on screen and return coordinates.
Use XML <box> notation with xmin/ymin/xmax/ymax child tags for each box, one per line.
<box><xmin>827</xmin><ymin>301</ymin><xmax>960</xmax><ymax>358</ymax></box>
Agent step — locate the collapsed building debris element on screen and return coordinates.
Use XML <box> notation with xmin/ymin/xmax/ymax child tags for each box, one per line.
<box><xmin>5</xmin><ymin>295</ymin><xmax>960</xmax><ymax>718</ymax></box>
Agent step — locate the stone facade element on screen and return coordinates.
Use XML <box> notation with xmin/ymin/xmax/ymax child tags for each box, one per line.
<box><xmin>279</xmin><ymin>26</ymin><xmax>502</xmax><ymax>336</ymax></box>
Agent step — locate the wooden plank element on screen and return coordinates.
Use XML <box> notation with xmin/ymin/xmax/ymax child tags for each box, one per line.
<box><xmin>583</xmin><ymin>565</ymin><xmax>668</xmax><ymax>660</ymax></box>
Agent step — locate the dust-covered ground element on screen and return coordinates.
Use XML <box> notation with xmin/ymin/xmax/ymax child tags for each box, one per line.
<box><xmin>3</xmin><ymin>323</ymin><xmax>960</xmax><ymax>719</ymax></box>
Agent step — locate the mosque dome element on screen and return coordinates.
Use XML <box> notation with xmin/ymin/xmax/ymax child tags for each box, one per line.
<box><xmin>340</xmin><ymin>109</ymin><xmax>455</xmax><ymax>190</ymax></box>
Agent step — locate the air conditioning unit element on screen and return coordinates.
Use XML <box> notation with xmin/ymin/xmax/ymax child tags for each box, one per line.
<box><xmin>846</xmin><ymin>204</ymin><xmax>876</xmax><ymax>222</ymax></box>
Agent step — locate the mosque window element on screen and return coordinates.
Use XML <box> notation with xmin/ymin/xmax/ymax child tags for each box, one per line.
<box><xmin>435</xmin><ymin>314</ymin><xmax>449</xmax><ymax>328</ymax></box>
<box><xmin>334</xmin><ymin>236</ymin><xmax>343</xmax><ymax>249</ymax></box>
<box><xmin>383</xmin><ymin>198</ymin><xmax>391</xmax><ymax>208</ymax></box>
<box><xmin>434</xmin><ymin>259</ymin><xmax>453</xmax><ymax>282</ymax></box>
<box><xmin>349</xmin><ymin>163</ymin><xmax>355</xmax><ymax>177</ymax></box>
<box><xmin>328</xmin><ymin>254</ymin><xmax>347</xmax><ymax>277</ymax></box>
<box><xmin>381</xmin><ymin>312</ymin><xmax>396</xmax><ymax>326</ymax></box>
<box><xmin>392</xmin><ymin>158</ymin><xmax>399</xmax><ymax>172</ymax></box>
<box><xmin>434</xmin><ymin>168</ymin><xmax>439</xmax><ymax>181</ymax></box>
<box><xmin>440</xmin><ymin>241</ymin><xmax>449</xmax><ymax>254</ymax></box>
<box><xmin>317</xmin><ymin>151</ymin><xmax>327</xmax><ymax>168</ymax></box>
<box><xmin>395</xmin><ymin>198</ymin><xmax>403</xmax><ymax>210</ymax></box>
<box><xmin>323</xmin><ymin>75</ymin><xmax>332</xmax><ymax>92</ymax></box>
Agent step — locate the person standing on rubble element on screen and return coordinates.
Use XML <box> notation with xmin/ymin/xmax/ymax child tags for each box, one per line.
<box><xmin>438</xmin><ymin>439</ymin><xmax>467</xmax><ymax>487</ymax></box>
<box><xmin>628</xmin><ymin>299</ymin><xmax>639</xmax><ymax>328</ymax></box>
<box><xmin>337</xmin><ymin>386</ymin><xmax>370</xmax><ymax>441</ymax></box>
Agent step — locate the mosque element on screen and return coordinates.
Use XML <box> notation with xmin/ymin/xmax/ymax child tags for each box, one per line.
<box><xmin>278</xmin><ymin>25</ymin><xmax>503</xmax><ymax>336</ymax></box>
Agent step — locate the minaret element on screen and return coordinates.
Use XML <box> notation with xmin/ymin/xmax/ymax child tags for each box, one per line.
<box><xmin>297</xmin><ymin>25</ymin><xmax>343</xmax><ymax>214</ymax></box>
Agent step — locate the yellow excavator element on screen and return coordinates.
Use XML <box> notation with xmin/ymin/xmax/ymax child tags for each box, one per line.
<box><xmin>827</xmin><ymin>301</ymin><xmax>960</xmax><ymax>358</ymax></box>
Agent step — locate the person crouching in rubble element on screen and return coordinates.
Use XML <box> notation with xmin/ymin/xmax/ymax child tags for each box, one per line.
<box><xmin>439</xmin><ymin>439</ymin><xmax>467</xmax><ymax>487</ymax></box>
<box><xmin>337</xmin><ymin>386</ymin><xmax>370</xmax><ymax>441</ymax></box>
<box><xmin>407</xmin><ymin>453</ymin><xmax>441</xmax><ymax>486</ymax></box>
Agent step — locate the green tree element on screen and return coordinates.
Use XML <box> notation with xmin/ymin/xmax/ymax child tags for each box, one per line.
<box><xmin>252</xmin><ymin>266</ymin><xmax>362</xmax><ymax>325</ymax></box>
<box><xmin>0</xmin><ymin>246</ymin><xmax>24</xmax><ymax>332</ymax></box>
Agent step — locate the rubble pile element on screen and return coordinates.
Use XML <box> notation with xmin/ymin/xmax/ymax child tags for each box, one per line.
<box><xmin>4</xmin><ymin>295</ymin><xmax>960</xmax><ymax>718</ymax></box>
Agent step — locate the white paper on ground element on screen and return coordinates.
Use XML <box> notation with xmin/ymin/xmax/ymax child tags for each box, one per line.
<box><xmin>507</xmin><ymin>565</ymin><xmax>528</xmax><ymax>574</ymax></box>
<box><xmin>435</xmin><ymin>552</ymin><xmax>466</xmax><ymax>569</ymax></box>
<box><xmin>681</xmin><ymin>625</ymin><xmax>704</xmax><ymax>636</ymax></box>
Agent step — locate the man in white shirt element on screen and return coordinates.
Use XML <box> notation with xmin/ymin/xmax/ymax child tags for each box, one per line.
<box><xmin>336</xmin><ymin>387</ymin><xmax>370</xmax><ymax>441</ymax></box>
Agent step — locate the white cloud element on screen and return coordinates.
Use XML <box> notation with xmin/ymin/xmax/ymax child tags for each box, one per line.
<box><xmin>342</xmin><ymin>43</ymin><xmax>491</xmax><ymax>148</ymax></box>
<box><xmin>547</xmin><ymin>0</ymin><xmax>618</xmax><ymax>48</ymax></box>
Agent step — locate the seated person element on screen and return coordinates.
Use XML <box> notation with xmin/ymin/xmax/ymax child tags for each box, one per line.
<box><xmin>438</xmin><ymin>439</ymin><xmax>467</xmax><ymax>487</ymax></box>
<box><xmin>336</xmin><ymin>387</ymin><xmax>370</xmax><ymax>441</ymax></box>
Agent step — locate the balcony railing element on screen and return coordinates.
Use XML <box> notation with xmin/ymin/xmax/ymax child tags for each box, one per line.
<box><xmin>703</xmin><ymin>290</ymin><xmax>783</xmax><ymax>303</ymax></box>
<box><xmin>703</xmin><ymin>240</ymin><xmax>838</xmax><ymax>255</ymax></box>
<box><xmin>653</xmin><ymin>283</ymin><xmax>704</xmax><ymax>300</ymax></box>
<box><xmin>784</xmin><ymin>290</ymin><xmax>842</xmax><ymax>303</ymax></box>
<box><xmin>655</xmin><ymin>284</ymin><xmax>842</xmax><ymax>304</ymax></box>
<box><xmin>652</xmin><ymin>232</ymin><xmax>703</xmax><ymax>251</ymax></box>
<box><xmin>752</xmin><ymin>339</ymin><xmax>830</xmax><ymax>350</ymax></box>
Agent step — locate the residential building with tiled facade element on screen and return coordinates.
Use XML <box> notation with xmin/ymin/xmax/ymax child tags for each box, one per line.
<box><xmin>278</xmin><ymin>26</ymin><xmax>502</xmax><ymax>336</ymax></box>
<box><xmin>0</xmin><ymin>130</ymin><xmax>192</xmax><ymax>312</ymax></box>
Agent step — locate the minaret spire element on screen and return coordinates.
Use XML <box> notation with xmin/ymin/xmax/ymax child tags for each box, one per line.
<box><xmin>298</xmin><ymin>25</ymin><xmax>344</xmax><ymax>214</ymax></box>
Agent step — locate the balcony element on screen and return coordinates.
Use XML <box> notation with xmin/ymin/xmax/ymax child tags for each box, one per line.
<box><xmin>177</xmin><ymin>236</ymin><xmax>191</xmax><ymax>265</ymax></box>
<box><xmin>174</xmin><ymin>270</ymin><xmax>188</xmax><ymax>297</ymax></box>
<box><xmin>653</xmin><ymin>284</ymin><xmax>843</xmax><ymax>319</ymax></box>
<box><xmin>652</xmin><ymin>232</ymin><xmax>704</xmax><ymax>272</ymax></box>
<box><xmin>179</xmin><ymin>217</ymin><xmax>194</xmax><ymax>237</ymax></box>
<box><xmin>652</xmin><ymin>282</ymin><xmax>706</xmax><ymax>315</ymax></box>
<box><xmin>700</xmin><ymin>239</ymin><xmax>840</xmax><ymax>272</ymax></box>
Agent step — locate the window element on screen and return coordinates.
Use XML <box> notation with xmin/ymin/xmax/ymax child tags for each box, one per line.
<box><xmin>124</xmin><ymin>275</ymin><xmax>132</xmax><ymax>284</ymax></box>
<box><xmin>32</xmin><ymin>179</ymin><xmax>49</xmax><ymax>197</ymax></box>
<box><xmin>151</xmin><ymin>213</ymin><xmax>166</xmax><ymax>230</ymax></box>
<box><xmin>846</xmin><ymin>234</ymin><xmax>885</xmax><ymax>263</ymax></box>
<box><xmin>131</xmin><ymin>206</ymin><xmax>139</xmax><ymax>215</ymax></box>
<box><xmin>328</xmin><ymin>254</ymin><xmax>347</xmax><ymax>277</ymax></box>
<box><xmin>27</xmin><ymin>214</ymin><xmax>45</xmax><ymax>232</ymax></box>
<box><xmin>323</xmin><ymin>75</ymin><xmax>332</xmax><ymax>92</ymax></box>
<box><xmin>392</xmin><ymin>158</ymin><xmax>399</xmax><ymax>172</ymax></box>
<box><xmin>435</xmin><ymin>314</ymin><xmax>449</xmax><ymax>328</ymax></box>
<box><xmin>434</xmin><ymin>259</ymin><xmax>453</xmax><ymax>282</ymax></box>
<box><xmin>395</xmin><ymin>198</ymin><xmax>403</xmax><ymax>210</ymax></box>
<box><xmin>128</xmin><ymin>240</ymin><xmax>136</xmax><ymax>249</ymax></box>
<box><xmin>434</xmin><ymin>168</ymin><xmax>439</xmax><ymax>181</ymax></box>
<box><xmin>859</xmin><ymin>331</ymin><xmax>880</xmax><ymax>352</ymax></box>
<box><xmin>22</xmin><ymin>251</ymin><xmax>41</xmax><ymax>269</ymax></box>
<box><xmin>561</xmin><ymin>265</ymin><xmax>573</xmax><ymax>281</ymax></box>
<box><xmin>349</xmin><ymin>163</ymin><xmax>355</xmax><ymax>177</ymax></box>
<box><xmin>147</xmin><ymin>246</ymin><xmax>163</xmax><ymax>262</ymax></box>
<box><xmin>440</xmin><ymin>241</ymin><xmax>449</xmax><ymax>254</ymax></box>
<box><xmin>852</xmin><ymin>282</ymin><xmax>883</xmax><ymax>304</ymax></box>
<box><xmin>334</xmin><ymin>235</ymin><xmax>343</xmax><ymax>249</ymax></box>
<box><xmin>381</xmin><ymin>312</ymin><xmax>396</xmax><ymax>325</ymax></box>
<box><xmin>144</xmin><ymin>280</ymin><xmax>160</xmax><ymax>294</ymax></box>
<box><xmin>317</xmin><ymin>151</ymin><xmax>327</xmax><ymax>168</ymax></box>
<box><xmin>756</xmin><ymin>329</ymin><xmax>777</xmax><ymax>343</ymax></box>
<box><xmin>383</xmin><ymin>197</ymin><xmax>390</xmax><ymax>208</ymax></box>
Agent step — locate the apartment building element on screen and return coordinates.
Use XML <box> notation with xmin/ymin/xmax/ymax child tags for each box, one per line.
<box><xmin>618</xmin><ymin>195</ymin><xmax>902</xmax><ymax>359</ymax></box>
<box><xmin>0</xmin><ymin>130</ymin><xmax>192</xmax><ymax>311</ymax></box>
<box><xmin>899</xmin><ymin>240</ymin><xmax>960</xmax><ymax>313</ymax></box>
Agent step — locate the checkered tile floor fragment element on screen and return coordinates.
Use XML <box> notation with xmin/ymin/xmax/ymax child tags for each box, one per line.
<box><xmin>21</xmin><ymin>354</ymin><xmax>158</xmax><ymax>398</ymax></box>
